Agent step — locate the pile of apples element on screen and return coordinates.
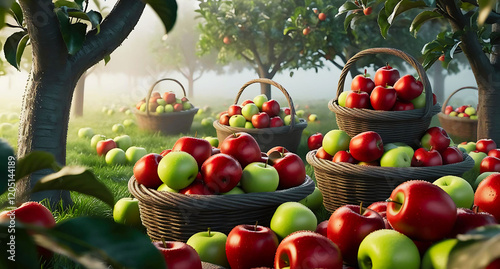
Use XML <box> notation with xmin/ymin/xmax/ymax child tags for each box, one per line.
<box><xmin>133</xmin><ymin>132</ymin><xmax>307</xmax><ymax>195</ymax></box>
<box><xmin>135</xmin><ymin>91</ymin><xmax>194</xmax><ymax>114</ymax></box>
<box><xmin>314</xmin><ymin>126</ymin><xmax>465</xmax><ymax>167</ymax></box>
<box><xmin>339</xmin><ymin>65</ymin><xmax>437</xmax><ymax>111</ymax></box>
<box><xmin>218</xmin><ymin>94</ymin><xmax>301</xmax><ymax>129</ymax></box>
<box><xmin>444</xmin><ymin>104</ymin><xmax>478</xmax><ymax>119</ymax></box>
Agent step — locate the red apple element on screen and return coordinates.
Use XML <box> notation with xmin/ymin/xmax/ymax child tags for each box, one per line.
<box><xmin>367</xmin><ymin>201</ymin><xmax>391</xmax><ymax>229</ymax></box>
<box><xmin>332</xmin><ymin>150</ymin><xmax>357</xmax><ymax>164</ymax></box>
<box><xmin>173</xmin><ymin>103</ymin><xmax>183</xmax><ymax>112</ymax></box>
<box><xmin>270</xmin><ymin>152</ymin><xmax>306</xmax><ymax>189</ymax></box>
<box><xmin>446</xmin><ymin>208</ymin><xmax>498</xmax><ymax>238</ymax></box>
<box><xmin>220</xmin><ymin>132</ymin><xmax>262</xmax><ymax>168</ymax></box>
<box><xmin>219</xmin><ymin>113</ymin><xmax>231</xmax><ymax>125</ymax></box>
<box><xmin>474</xmin><ymin>173</ymin><xmax>500</xmax><ymax>222</ymax></box>
<box><xmin>201</xmin><ymin>153</ymin><xmax>242</xmax><ymax>193</ymax></box>
<box><xmin>455</xmin><ymin>105</ymin><xmax>468</xmax><ymax>113</ymax></box>
<box><xmin>262</xmin><ymin>99</ymin><xmax>281</xmax><ymax>117</ymax></box>
<box><xmin>432</xmin><ymin>93</ymin><xmax>437</xmax><ymax>105</ymax></box>
<box><xmin>275</xmin><ymin>231</ymin><xmax>343</xmax><ymax>269</ymax></box>
<box><xmin>228</xmin><ymin>105</ymin><xmax>243</xmax><ymax>116</ymax></box>
<box><xmin>269</xmin><ymin>116</ymin><xmax>284</xmax><ymax>127</ymax></box>
<box><xmin>179</xmin><ymin>179</ymin><xmax>216</xmax><ymax>195</ymax></box>
<box><xmin>420</xmin><ymin>126</ymin><xmax>451</xmax><ymax>152</ymax></box>
<box><xmin>386</xmin><ymin>180</ymin><xmax>457</xmax><ymax>241</ymax></box>
<box><xmin>163</xmin><ymin>91</ymin><xmax>176</xmax><ymax>104</ymax></box>
<box><xmin>327</xmin><ymin>205</ymin><xmax>385</xmax><ymax>265</ymax></box>
<box><xmin>411</xmin><ymin>148</ymin><xmax>443</xmax><ymax>167</ymax></box>
<box><xmin>441</xmin><ymin>146</ymin><xmax>464</xmax><ymax>165</ymax></box>
<box><xmin>351</xmin><ymin>69</ymin><xmax>375</xmax><ymax>94</ymax></box>
<box><xmin>266</xmin><ymin>146</ymin><xmax>289</xmax><ymax>157</ymax></box>
<box><xmin>315</xmin><ymin>220</ymin><xmax>329</xmax><ymax>237</ymax></box>
<box><xmin>316</xmin><ymin>147</ymin><xmax>333</xmax><ymax>160</ymax></box>
<box><xmin>252</xmin><ymin>112</ymin><xmax>270</xmax><ymax>128</ymax></box>
<box><xmin>392</xmin><ymin>100</ymin><xmax>414</xmax><ymax>111</ymax></box>
<box><xmin>488</xmin><ymin>149</ymin><xmax>500</xmax><ymax>158</ymax></box>
<box><xmin>445</xmin><ymin>105</ymin><xmax>454</xmax><ymax>115</ymax></box>
<box><xmin>307</xmin><ymin>133</ymin><xmax>323</xmax><ymax>151</ymax></box>
<box><xmin>345</xmin><ymin>91</ymin><xmax>370</xmax><ymax>109</ymax></box>
<box><xmin>480</xmin><ymin>156</ymin><xmax>500</xmax><ymax>174</ymax></box>
<box><xmin>374</xmin><ymin>64</ymin><xmax>400</xmax><ymax>87</ymax></box>
<box><xmin>349</xmin><ymin>131</ymin><xmax>384</xmax><ymax>162</ymax></box>
<box><xmin>133</xmin><ymin>153</ymin><xmax>164</xmax><ymax>188</ymax></box>
<box><xmin>226</xmin><ymin>224</ymin><xmax>279</xmax><ymax>269</ymax></box>
<box><xmin>153</xmin><ymin>241</ymin><xmax>202</xmax><ymax>269</ymax></box>
<box><xmin>393</xmin><ymin>75</ymin><xmax>424</xmax><ymax>101</ymax></box>
<box><xmin>241</xmin><ymin>99</ymin><xmax>254</xmax><ymax>106</ymax></box>
<box><xmin>96</xmin><ymin>139</ymin><xmax>117</xmax><ymax>157</ymax></box>
<box><xmin>370</xmin><ymin>86</ymin><xmax>397</xmax><ymax>111</ymax></box>
<box><xmin>160</xmin><ymin>149</ymin><xmax>172</xmax><ymax>157</ymax></box>
<box><xmin>282</xmin><ymin>107</ymin><xmax>291</xmax><ymax>115</ymax></box>
<box><xmin>172</xmin><ymin>136</ymin><xmax>213</xmax><ymax>168</ymax></box>
<box><xmin>476</xmin><ymin>139</ymin><xmax>498</xmax><ymax>153</ymax></box>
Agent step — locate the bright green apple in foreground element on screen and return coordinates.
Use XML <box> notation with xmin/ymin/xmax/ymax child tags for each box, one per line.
<box><xmin>187</xmin><ymin>229</ymin><xmax>229</xmax><ymax>268</ymax></box>
<box><xmin>157</xmin><ymin>151</ymin><xmax>198</xmax><ymax>190</ymax></box>
<box><xmin>270</xmin><ymin>202</ymin><xmax>317</xmax><ymax>239</ymax></box>
<box><xmin>113</xmin><ymin>197</ymin><xmax>142</xmax><ymax>228</ymax></box>
<box><xmin>433</xmin><ymin>175</ymin><xmax>474</xmax><ymax>209</ymax></box>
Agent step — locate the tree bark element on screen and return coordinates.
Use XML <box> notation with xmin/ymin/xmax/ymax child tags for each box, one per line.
<box><xmin>72</xmin><ymin>71</ymin><xmax>86</xmax><ymax>118</ymax></box>
<box><xmin>431</xmin><ymin>64</ymin><xmax>445</xmax><ymax>104</ymax></box>
<box><xmin>257</xmin><ymin>66</ymin><xmax>272</xmax><ymax>98</ymax></box>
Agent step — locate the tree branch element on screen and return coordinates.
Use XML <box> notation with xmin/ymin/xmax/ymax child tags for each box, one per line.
<box><xmin>194</xmin><ymin>69</ymin><xmax>204</xmax><ymax>81</ymax></box>
<box><xmin>70</xmin><ymin>0</ymin><xmax>146</xmax><ymax>76</ymax></box>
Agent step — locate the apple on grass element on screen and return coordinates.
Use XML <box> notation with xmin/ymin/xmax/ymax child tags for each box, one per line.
<box><xmin>157</xmin><ymin>151</ymin><xmax>199</xmax><ymax>190</ymax></box>
<box><xmin>96</xmin><ymin>139</ymin><xmax>117</xmax><ymax>157</ymax></box>
<box><xmin>114</xmin><ymin>134</ymin><xmax>132</xmax><ymax>151</ymax></box>
<box><xmin>153</xmin><ymin>240</ymin><xmax>202</xmax><ymax>269</ymax></box>
<box><xmin>240</xmin><ymin>162</ymin><xmax>279</xmax><ymax>193</ymax></box>
<box><xmin>112</xmin><ymin>123</ymin><xmax>125</xmax><ymax>134</ymax></box>
<box><xmin>123</xmin><ymin>119</ymin><xmax>135</xmax><ymax>127</ymax></box>
<box><xmin>271</xmin><ymin>202</ymin><xmax>317</xmax><ymax>239</ymax></box>
<box><xmin>125</xmin><ymin>146</ymin><xmax>147</xmax><ymax>164</ymax></box>
<box><xmin>105</xmin><ymin>148</ymin><xmax>127</xmax><ymax>165</ymax></box>
<box><xmin>433</xmin><ymin>175</ymin><xmax>475</xmax><ymax>209</ymax></box>
<box><xmin>322</xmin><ymin>130</ymin><xmax>351</xmax><ymax>156</ymax></box>
<box><xmin>275</xmin><ymin>231</ymin><xmax>343</xmax><ymax>269</ymax></box>
<box><xmin>133</xmin><ymin>153</ymin><xmax>164</xmax><ymax>188</ymax></box>
<box><xmin>358</xmin><ymin>229</ymin><xmax>420</xmax><ymax>269</ymax></box>
<box><xmin>298</xmin><ymin>186</ymin><xmax>323</xmax><ymax>210</ymax></box>
<box><xmin>186</xmin><ymin>228</ymin><xmax>229</xmax><ymax>268</ymax></box>
<box><xmin>77</xmin><ymin>127</ymin><xmax>94</xmax><ymax>139</ymax></box>
<box><xmin>113</xmin><ymin>197</ymin><xmax>142</xmax><ymax>228</ymax></box>
<box><xmin>90</xmin><ymin>134</ymin><xmax>106</xmax><ymax>149</ymax></box>
<box><xmin>308</xmin><ymin>114</ymin><xmax>318</xmax><ymax>122</ymax></box>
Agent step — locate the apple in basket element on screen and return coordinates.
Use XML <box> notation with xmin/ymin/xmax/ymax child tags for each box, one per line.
<box><xmin>220</xmin><ymin>132</ymin><xmax>262</xmax><ymax>168</ymax></box>
<box><xmin>153</xmin><ymin>240</ymin><xmax>202</xmax><ymax>269</ymax></box>
<box><xmin>172</xmin><ymin>136</ymin><xmax>212</xmax><ymax>168</ymax></box>
<box><xmin>268</xmin><ymin>150</ymin><xmax>306</xmax><ymax>189</ymax></box>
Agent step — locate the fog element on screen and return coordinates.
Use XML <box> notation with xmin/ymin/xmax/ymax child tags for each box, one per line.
<box><xmin>0</xmin><ymin>1</ymin><xmax>478</xmax><ymax>112</ymax></box>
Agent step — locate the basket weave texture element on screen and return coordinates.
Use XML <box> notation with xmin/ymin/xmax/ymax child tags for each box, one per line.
<box><xmin>437</xmin><ymin>86</ymin><xmax>478</xmax><ymax>143</ymax></box>
<box><xmin>213</xmin><ymin>78</ymin><xmax>307</xmax><ymax>153</ymax></box>
<box><xmin>134</xmin><ymin>78</ymin><xmax>198</xmax><ymax>135</ymax></box>
<box><xmin>128</xmin><ymin>175</ymin><xmax>315</xmax><ymax>242</ymax></box>
<box><xmin>329</xmin><ymin>48</ymin><xmax>441</xmax><ymax>147</ymax></box>
<box><xmin>306</xmin><ymin>150</ymin><xmax>474</xmax><ymax>213</ymax></box>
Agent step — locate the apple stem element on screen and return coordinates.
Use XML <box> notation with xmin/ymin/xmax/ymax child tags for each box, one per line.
<box><xmin>473</xmin><ymin>205</ymin><xmax>479</xmax><ymax>214</ymax></box>
<box><xmin>208</xmin><ymin>227</ymin><xmax>211</xmax><ymax>237</ymax></box>
<box><xmin>195</xmin><ymin>131</ymin><xmax>198</xmax><ymax>138</ymax></box>
<box><xmin>161</xmin><ymin>237</ymin><xmax>167</xmax><ymax>248</ymax></box>
<box><xmin>254</xmin><ymin>221</ymin><xmax>258</xmax><ymax>231</ymax></box>
<box><xmin>359</xmin><ymin>202</ymin><xmax>363</xmax><ymax>215</ymax></box>
<box><xmin>385</xmin><ymin>198</ymin><xmax>402</xmax><ymax>205</ymax></box>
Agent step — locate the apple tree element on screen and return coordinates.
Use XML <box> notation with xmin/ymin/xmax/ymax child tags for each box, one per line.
<box><xmin>337</xmin><ymin>0</ymin><xmax>500</xmax><ymax>142</ymax></box>
<box><xmin>1</xmin><ymin>0</ymin><xmax>177</xmax><ymax>206</ymax></box>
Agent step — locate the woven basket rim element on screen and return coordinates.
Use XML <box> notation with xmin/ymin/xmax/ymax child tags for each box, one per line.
<box><xmin>306</xmin><ymin>150</ymin><xmax>474</xmax><ymax>178</ymax></box>
<box><xmin>213</xmin><ymin>118</ymin><xmax>307</xmax><ymax>135</ymax></box>
<box><xmin>437</xmin><ymin>112</ymin><xmax>478</xmax><ymax>123</ymax></box>
<box><xmin>134</xmin><ymin>107</ymin><xmax>199</xmax><ymax>118</ymax></box>
<box><xmin>128</xmin><ymin>175</ymin><xmax>315</xmax><ymax>210</ymax></box>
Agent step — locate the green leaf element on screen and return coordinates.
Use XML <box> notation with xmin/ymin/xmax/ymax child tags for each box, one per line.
<box><xmin>9</xmin><ymin>2</ymin><xmax>22</xmax><ymax>26</ymax></box>
<box><xmin>15</xmin><ymin>34</ymin><xmax>29</xmax><ymax>68</ymax></box>
<box><xmin>104</xmin><ymin>54</ymin><xmax>110</xmax><ymax>65</ymax></box>
<box><xmin>283</xmin><ymin>26</ymin><xmax>297</xmax><ymax>35</ymax></box>
<box><xmin>478</xmin><ymin>0</ymin><xmax>496</xmax><ymax>26</ymax></box>
<box><xmin>3</xmin><ymin>31</ymin><xmax>26</xmax><ymax>70</ymax></box>
<box><xmin>55</xmin><ymin>7</ymin><xmax>87</xmax><ymax>54</ymax></box>
<box><xmin>34</xmin><ymin>217</ymin><xmax>166</xmax><ymax>269</ymax></box>
<box><xmin>410</xmin><ymin>10</ymin><xmax>442</xmax><ymax>36</ymax></box>
<box><xmin>344</xmin><ymin>11</ymin><xmax>359</xmax><ymax>31</ymax></box>
<box><xmin>448</xmin><ymin>225</ymin><xmax>500</xmax><ymax>269</ymax></box>
<box><xmin>31</xmin><ymin>166</ymin><xmax>114</xmax><ymax>208</ymax></box>
<box><xmin>421</xmin><ymin>52</ymin><xmax>439</xmax><ymax>70</ymax></box>
<box><xmin>449</xmin><ymin>41</ymin><xmax>461</xmax><ymax>58</ymax></box>
<box><xmin>421</xmin><ymin>40</ymin><xmax>442</xmax><ymax>54</ymax></box>
<box><xmin>336</xmin><ymin>1</ymin><xmax>359</xmax><ymax>16</ymax></box>
<box><xmin>145</xmin><ymin>0</ymin><xmax>177</xmax><ymax>33</ymax></box>
<box><xmin>15</xmin><ymin>151</ymin><xmax>59</xmax><ymax>180</ymax></box>
<box><xmin>0</xmin><ymin>223</ymin><xmax>39</xmax><ymax>269</ymax></box>
<box><xmin>54</xmin><ymin>0</ymin><xmax>81</xmax><ymax>9</ymax></box>
<box><xmin>0</xmin><ymin>7</ymin><xmax>7</xmax><ymax>29</ymax></box>
<box><xmin>387</xmin><ymin>0</ymin><xmax>427</xmax><ymax>25</ymax></box>
<box><xmin>377</xmin><ymin>6</ymin><xmax>391</xmax><ymax>38</ymax></box>
<box><xmin>423</xmin><ymin>0</ymin><xmax>436</xmax><ymax>7</ymax></box>
<box><xmin>67</xmin><ymin>10</ymin><xmax>102</xmax><ymax>33</ymax></box>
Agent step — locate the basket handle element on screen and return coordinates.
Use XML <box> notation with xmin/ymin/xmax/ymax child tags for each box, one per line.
<box><xmin>145</xmin><ymin>78</ymin><xmax>187</xmax><ymax>116</ymax></box>
<box><xmin>335</xmin><ymin>47</ymin><xmax>433</xmax><ymax>118</ymax></box>
<box><xmin>441</xmin><ymin>86</ymin><xmax>478</xmax><ymax>113</ymax></box>
<box><xmin>234</xmin><ymin>78</ymin><xmax>298</xmax><ymax>129</ymax></box>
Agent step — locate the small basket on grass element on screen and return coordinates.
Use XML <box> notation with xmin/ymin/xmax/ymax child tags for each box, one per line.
<box><xmin>134</xmin><ymin>78</ymin><xmax>198</xmax><ymax>135</ymax></box>
<box><xmin>328</xmin><ymin>47</ymin><xmax>441</xmax><ymax>147</ymax></box>
<box><xmin>128</xmin><ymin>175</ymin><xmax>315</xmax><ymax>242</ymax></box>
<box><xmin>306</xmin><ymin>150</ymin><xmax>474</xmax><ymax>212</ymax></box>
<box><xmin>213</xmin><ymin>78</ymin><xmax>307</xmax><ymax>153</ymax></box>
<box><xmin>437</xmin><ymin>86</ymin><xmax>478</xmax><ymax>143</ymax></box>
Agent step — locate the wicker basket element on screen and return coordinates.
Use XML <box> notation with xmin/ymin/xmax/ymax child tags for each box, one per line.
<box><xmin>329</xmin><ymin>48</ymin><xmax>441</xmax><ymax>147</ymax></box>
<box><xmin>134</xmin><ymin>78</ymin><xmax>198</xmax><ymax>135</ymax></box>
<box><xmin>306</xmin><ymin>150</ymin><xmax>474</xmax><ymax>212</ymax></box>
<box><xmin>437</xmin><ymin>86</ymin><xmax>478</xmax><ymax>143</ymax></box>
<box><xmin>213</xmin><ymin>78</ymin><xmax>307</xmax><ymax>153</ymax></box>
<box><xmin>128</xmin><ymin>175</ymin><xmax>315</xmax><ymax>242</ymax></box>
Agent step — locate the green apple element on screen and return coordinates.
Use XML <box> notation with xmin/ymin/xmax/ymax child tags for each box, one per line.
<box><xmin>470</xmin><ymin>115</ymin><xmax>478</xmax><ymax>120</ymax></box>
<box><xmin>113</xmin><ymin>197</ymin><xmax>142</xmax><ymax>228</ymax></box>
<box><xmin>90</xmin><ymin>134</ymin><xmax>106</xmax><ymax>149</ymax></box>
<box><xmin>77</xmin><ymin>127</ymin><xmax>94</xmax><ymax>139</ymax></box>
<box><xmin>114</xmin><ymin>135</ymin><xmax>132</xmax><ymax>151</ymax></box>
<box><xmin>358</xmin><ymin>229</ymin><xmax>420</xmax><ymax>269</ymax></box>
<box><xmin>298</xmin><ymin>187</ymin><xmax>323</xmax><ymax>210</ymax></box>
<box><xmin>380</xmin><ymin>147</ymin><xmax>412</xmax><ymax>167</ymax></box>
<box><xmin>197</xmin><ymin>108</ymin><xmax>204</xmax><ymax>115</ymax></box>
<box><xmin>107</xmin><ymin>109</ymin><xmax>115</xmax><ymax>115</ymax></box>
<box><xmin>112</xmin><ymin>123</ymin><xmax>125</xmax><ymax>133</ymax></box>
<box><xmin>157</xmin><ymin>183</ymin><xmax>178</xmax><ymax>193</ymax></box>
<box><xmin>175</xmin><ymin>98</ymin><xmax>182</xmax><ymax>104</ymax></box>
<box><xmin>164</xmin><ymin>104</ymin><xmax>174</xmax><ymax>113</ymax></box>
<box><xmin>474</xmin><ymin>172</ymin><xmax>500</xmax><ymax>190</ymax></box>
<box><xmin>201</xmin><ymin>117</ymin><xmax>215</xmax><ymax>127</ymax></box>
<box><xmin>125</xmin><ymin>146</ymin><xmax>148</xmax><ymax>164</ymax></box>
<box><xmin>125</xmin><ymin>109</ymin><xmax>132</xmax><ymax>115</ymax></box>
<box><xmin>410</xmin><ymin>92</ymin><xmax>426</xmax><ymax>109</ymax></box>
<box><xmin>462</xmin><ymin>151</ymin><xmax>488</xmax><ymax>184</ymax></box>
<box><xmin>457</xmin><ymin>142</ymin><xmax>476</xmax><ymax>153</ymax></box>
<box><xmin>156</xmin><ymin>105</ymin><xmax>165</xmax><ymax>113</ymax></box>
<box><xmin>156</xmin><ymin>98</ymin><xmax>166</xmax><ymax>106</ymax></box>
<box><xmin>222</xmin><ymin>186</ymin><xmax>245</xmax><ymax>195</ymax></box>
<box><xmin>102</xmin><ymin>106</ymin><xmax>108</xmax><ymax>113</ymax></box>
<box><xmin>322</xmin><ymin>129</ymin><xmax>351</xmax><ymax>156</ymax></box>
<box><xmin>383</xmin><ymin>142</ymin><xmax>413</xmax><ymax>154</ymax></box>
<box><xmin>253</xmin><ymin>94</ymin><xmax>268</xmax><ymax>110</ymax></box>
<box><xmin>139</xmin><ymin>103</ymin><xmax>147</xmax><ymax>112</ymax></box>
<box><xmin>296</xmin><ymin>109</ymin><xmax>305</xmax><ymax>117</ymax></box>
<box><xmin>338</xmin><ymin>91</ymin><xmax>351</xmax><ymax>107</ymax></box>
<box><xmin>270</xmin><ymin>202</ymin><xmax>317</xmax><ymax>239</ymax></box>
<box><xmin>433</xmin><ymin>175</ymin><xmax>474</xmax><ymax>208</ymax></box>
<box><xmin>242</xmin><ymin>103</ymin><xmax>260</xmax><ymax>121</ymax></box>
<box><xmin>105</xmin><ymin>148</ymin><xmax>127</xmax><ymax>165</ymax></box>
<box><xmin>308</xmin><ymin>114</ymin><xmax>318</xmax><ymax>122</ymax></box>
<box><xmin>448</xmin><ymin>111</ymin><xmax>458</xmax><ymax>117</ymax></box>
<box><xmin>187</xmin><ymin>229</ymin><xmax>229</xmax><ymax>267</ymax></box>
<box><xmin>421</xmin><ymin>239</ymin><xmax>458</xmax><ymax>269</ymax></box>
<box><xmin>229</xmin><ymin>115</ymin><xmax>246</xmax><ymax>127</ymax></box>
<box><xmin>458</xmin><ymin>113</ymin><xmax>466</xmax><ymax>118</ymax></box>
<box><xmin>240</xmin><ymin>162</ymin><xmax>279</xmax><ymax>193</ymax></box>
<box><xmin>284</xmin><ymin>115</ymin><xmax>299</xmax><ymax>126</ymax></box>
<box><xmin>157</xmin><ymin>151</ymin><xmax>199</xmax><ymax>190</ymax></box>
<box><xmin>244</xmin><ymin>121</ymin><xmax>255</xmax><ymax>129</ymax></box>
<box><xmin>464</xmin><ymin>106</ymin><xmax>476</xmax><ymax>116</ymax></box>
<box><xmin>202</xmin><ymin>136</ymin><xmax>219</xmax><ymax>148</ymax></box>
<box><xmin>123</xmin><ymin>119</ymin><xmax>135</xmax><ymax>128</ymax></box>
<box><xmin>183</xmin><ymin>102</ymin><xmax>192</xmax><ymax>110</ymax></box>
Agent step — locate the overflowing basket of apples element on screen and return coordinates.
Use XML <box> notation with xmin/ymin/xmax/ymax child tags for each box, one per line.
<box><xmin>438</xmin><ymin>86</ymin><xmax>478</xmax><ymax>143</ymax></box>
<box><xmin>306</xmin><ymin>126</ymin><xmax>474</xmax><ymax>212</ymax></box>
<box><xmin>213</xmin><ymin>78</ymin><xmax>307</xmax><ymax>153</ymax></box>
<box><xmin>329</xmin><ymin>47</ymin><xmax>441</xmax><ymax>147</ymax></box>
<box><xmin>134</xmin><ymin>78</ymin><xmax>198</xmax><ymax>135</ymax></box>
<box><xmin>128</xmin><ymin>132</ymin><xmax>315</xmax><ymax>242</ymax></box>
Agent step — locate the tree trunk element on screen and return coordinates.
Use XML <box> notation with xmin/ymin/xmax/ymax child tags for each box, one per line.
<box><xmin>256</xmin><ymin>67</ymin><xmax>272</xmax><ymax>98</ymax></box>
<box><xmin>431</xmin><ymin>64</ymin><xmax>445</xmax><ymax>104</ymax></box>
<box><xmin>72</xmin><ymin>71</ymin><xmax>86</xmax><ymax>118</ymax></box>
<box><xmin>187</xmin><ymin>76</ymin><xmax>194</xmax><ymax>98</ymax></box>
